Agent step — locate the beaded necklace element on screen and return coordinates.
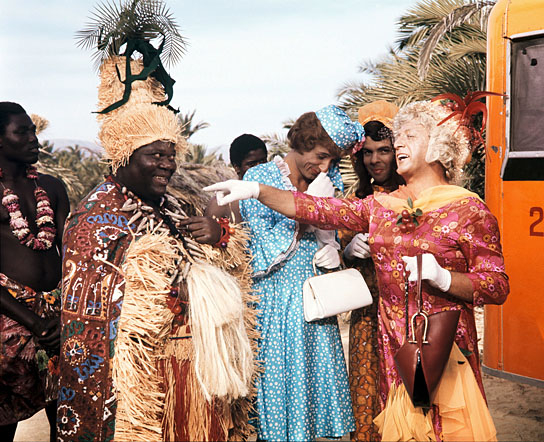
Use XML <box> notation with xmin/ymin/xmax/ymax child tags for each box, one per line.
<box><xmin>107</xmin><ymin>174</ymin><xmax>209</xmax><ymax>323</ymax></box>
<box><xmin>0</xmin><ymin>165</ymin><xmax>56</xmax><ymax>251</ymax></box>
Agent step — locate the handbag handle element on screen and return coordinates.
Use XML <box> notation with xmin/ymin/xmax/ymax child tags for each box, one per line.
<box><xmin>406</xmin><ymin>254</ymin><xmax>429</xmax><ymax>344</ymax></box>
<box><xmin>311</xmin><ymin>257</ymin><xmax>344</xmax><ymax>276</ymax></box>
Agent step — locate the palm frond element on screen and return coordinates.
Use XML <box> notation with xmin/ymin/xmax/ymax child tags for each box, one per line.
<box><xmin>281</xmin><ymin>118</ymin><xmax>295</xmax><ymax>130</ymax></box>
<box><xmin>396</xmin><ymin>0</ymin><xmax>467</xmax><ymax>49</ymax></box>
<box><xmin>177</xmin><ymin>110</ymin><xmax>210</xmax><ymax>140</ymax></box>
<box><xmin>445</xmin><ymin>37</ymin><xmax>487</xmax><ymax>60</ymax></box>
<box><xmin>417</xmin><ymin>1</ymin><xmax>494</xmax><ymax>79</ymax></box>
<box><xmin>338</xmin><ymin>157</ymin><xmax>358</xmax><ymax>196</ymax></box>
<box><xmin>260</xmin><ymin>133</ymin><xmax>290</xmax><ymax>159</ymax></box>
<box><xmin>76</xmin><ymin>0</ymin><xmax>187</xmax><ymax>70</ymax></box>
<box><xmin>182</xmin><ymin>144</ymin><xmax>223</xmax><ymax>166</ymax></box>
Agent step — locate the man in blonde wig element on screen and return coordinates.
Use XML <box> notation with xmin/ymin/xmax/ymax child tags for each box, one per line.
<box><xmin>56</xmin><ymin>42</ymin><xmax>257</xmax><ymax>442</ymax></box>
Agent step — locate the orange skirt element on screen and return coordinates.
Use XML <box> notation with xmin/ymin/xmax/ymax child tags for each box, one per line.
<box><xmin>374</xmin><ymin>344</ymin><xmax>497</xmax><ymax>441</ymax></box>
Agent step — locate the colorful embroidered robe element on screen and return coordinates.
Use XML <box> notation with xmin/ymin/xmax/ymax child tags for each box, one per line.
<box><xmin>57</xmin><ymin>178</ymin><xmax>254</xmax><ymax>441</ymax></box>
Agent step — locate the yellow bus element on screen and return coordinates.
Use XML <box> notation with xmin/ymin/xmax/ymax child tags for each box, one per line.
<box><xmin>485</xmin><ymin>0</ymin><xmax>544</xmax><ymax>386</ymax></box>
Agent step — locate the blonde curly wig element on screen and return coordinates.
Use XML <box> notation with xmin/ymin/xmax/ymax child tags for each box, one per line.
<box><xmin>393</xmin><ymin>101</ymin><xmax>472</xmax><ymax>184</ymax></box>
<box><xmin>97</xmin><ymin>56</ymin><xmax>187</xmax><ymax>173</ymax></box>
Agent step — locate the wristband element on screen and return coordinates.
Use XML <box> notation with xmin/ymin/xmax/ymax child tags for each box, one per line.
<box><xmin>213</xmin><ymin>217</ymin><xmax>235</xmax><ymax>248</ymax></box>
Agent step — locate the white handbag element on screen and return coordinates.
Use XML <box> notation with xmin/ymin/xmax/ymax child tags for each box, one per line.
<box><xmin>302</xmin><ymin>260</ymin><xmax>373</xmax><ymax>322</ymax></box>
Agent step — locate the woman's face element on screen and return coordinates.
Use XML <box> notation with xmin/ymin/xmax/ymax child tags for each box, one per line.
<box><xmin>361</xmin><ymin>137</ymin><xmax>395</xmax><ymax>185</ymax></box>
<box><xmin>394</xmin><ymin>121</ymin><xmax>430</xmax><ymax>180</ymax></box>
<box><xmin>293</xmin><ymin>144</ymin><xmax>338</xmax><ymax>182</ymax></box>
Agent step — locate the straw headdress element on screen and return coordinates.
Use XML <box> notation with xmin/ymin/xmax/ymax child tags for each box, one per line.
<box><xmin>97</xmin><ymin>56</ymin><xmax>187</xmax><ymax>173</ymax></box>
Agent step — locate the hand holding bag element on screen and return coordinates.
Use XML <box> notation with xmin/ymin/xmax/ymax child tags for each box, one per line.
<box><xmin>394</xmin><ymin>254</ymin><xmax>461</xmax><ymax>407</ymax></box>
<box><xmin>303</xmin><ymin>260</ymin><xmax>372</xmax><ymax>322</ymax></box>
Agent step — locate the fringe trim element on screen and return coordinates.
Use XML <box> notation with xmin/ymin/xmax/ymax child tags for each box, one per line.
<box><xmin>112</xmin><ymin>232</ymin><xmax>181</xmax><ymax>441</ymax></box>
<box><xmin>187</xmin><ymin>262</ymin><xmax>254</xmax><ymax>400</ymax></box>
<box><xmin>112</xmin><ymin>223</ymin><xmax>260</xmax><ymax>441</ymax></box>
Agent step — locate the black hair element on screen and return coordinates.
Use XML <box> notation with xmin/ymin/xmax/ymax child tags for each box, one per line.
<box><xmin>353</xmin><ymin>120</ymin><xmax>403</xmax><ymax>198</ymax></box>
<box><xmin>364</xmin><ymin>120</ymin><xmax>393</xmax><ymax>142</ymax></box>
<box><xmin>0</xmin><ymin>102</ymin><xmax>26</xmax><ymax>135</ymax></box>
<box><xmin>229</xmin><ymin>134</ymin><xmax>267</xmax><ymax>167</ymax></box>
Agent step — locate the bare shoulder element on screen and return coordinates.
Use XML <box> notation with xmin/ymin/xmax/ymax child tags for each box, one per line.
<box><xmin>37</xmin><ymin>173</ymin><xmax>68</xmax><ymax>196</ymax></box>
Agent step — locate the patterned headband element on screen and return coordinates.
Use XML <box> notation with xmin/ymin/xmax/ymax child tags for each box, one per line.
<box><xmin>315</xmin><ymin>105</ymin><xmax>365</xmax><ymax>151</ymax></box>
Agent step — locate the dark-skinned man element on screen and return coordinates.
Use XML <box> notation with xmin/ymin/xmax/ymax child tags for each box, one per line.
<box><xmin>0</xmin><ymin>102</ymin><xmax>69</xmax><ymax>442</ymax></box>
<box><xmin>202</xmin><ymin>134</ymin><xmax>267</xmax><ymax>224</ymax></box>
<box><xmin>177</xmin><ymin>134</ymin><xmax>267</xmax><ymax>245</ymax></box>
<box><xmin>56</xmin><ymin>57</ymin><xmax>256</xmax><ymax>441</ymax></box>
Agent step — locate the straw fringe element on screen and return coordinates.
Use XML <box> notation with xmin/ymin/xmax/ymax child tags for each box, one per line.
<box><xmin>96</xmin><ymin>56</ymin><xmax>188</xmax><ymax>174</ymax></box>
<box><xmin>99</xmin><ymin>103</ymin><xmax>187</xmax><ymax>174</ymax></box>
<box><xmin>97</xmin><ymin>56</ymin><xmax>166</xmax><ymax>120</ymax></box>
<box><xmin>112</xmin><ymin>232</ymin><xmax>181</xmax><ymax>441</ymax></box>
<box><xmin>208</xmin><ymin>224</ymin><xmax>262</xmax><ymax>440</ymax></box>
<box><xmin>187</xmin><ymin>262</ymin><xmax>254</xmax><ymax>401</ymax></box>
<box><xmin>112</xmin><ymin>223</ymin><xmax>259</xmax><ymax>441</ymax></box>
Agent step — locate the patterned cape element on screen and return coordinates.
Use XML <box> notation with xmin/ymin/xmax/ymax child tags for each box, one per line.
<box><xmin>57</xmin><ymin>178</ymin><xmax>257</xmax><ymax>442</ymax></box>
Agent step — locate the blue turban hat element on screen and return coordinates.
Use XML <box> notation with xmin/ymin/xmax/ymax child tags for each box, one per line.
<box><xmin>315</xmin><ymin>104</ymin><xmax>365</xmax><ymax>151</ymax></box>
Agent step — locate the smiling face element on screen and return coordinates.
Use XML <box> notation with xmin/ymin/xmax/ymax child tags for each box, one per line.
<box><xmin>0</xmin><ymin>113</ymin><xmax>40</xmax><ymax>165</ymax></box>
<box><xmin>293</xmin><ymin>144</ymin><xmax>339</xmax><ymax>182</ymax></box>
<box><xmin>361</xmin><ymin>137</ymin><xmax>395</xmax><ymax>185</ymax></box>
<box><xmin>234</xmin><ymin>148</ymin><xmax>267</xmax><ymax>179</ymax></box>
<box><xmin>114</xmin><ymin>140</ymin><xmax>177</xmax><ymax>203</ymax></box>
<box><xmin>394</xmin><ymin>121</ymin><xmax>431</xmax><ymax>181</ymax></box>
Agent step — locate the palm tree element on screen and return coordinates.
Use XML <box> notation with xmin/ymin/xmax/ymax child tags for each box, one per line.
<box><xmin>338</xmin><ymin>0</ymin><xmax>494</xmax><ymax>197</ymax></box>
<box><xmin>177</xmin><ymin>110</ymin><xmax>210</xmax><ymax>140</ymax></box>
<box><xmin>38</xmin><ymin>142</ymin><xmax>108</xmax><ymax>208</ymax></box>
<box><xmin>260</xmin><ymin>118</ymin><xmax>295</xmax><ymax>160</ymax></box>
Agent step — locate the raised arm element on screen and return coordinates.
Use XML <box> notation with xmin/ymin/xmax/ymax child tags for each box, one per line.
<box><xmin>204</xmin><ymin>173</ymin><xmax>369</xmax><ymax>232</ymax></box>
<box><xmin>204</xmin><ymin>180</ymin><xmax>296</xmax><ymax>218</ymax></box>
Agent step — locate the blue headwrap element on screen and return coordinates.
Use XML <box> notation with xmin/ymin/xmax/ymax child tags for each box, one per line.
<box><xmin>315</xmin><ymin>104</ymin><xmax>365</xmax><ymax>151</ymax></box>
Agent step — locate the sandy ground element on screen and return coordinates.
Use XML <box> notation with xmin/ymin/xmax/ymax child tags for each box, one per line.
<box><xmin>15</xmin><ymin>308</ymin><xmax>544</xmax><ymax>441</ymax></box>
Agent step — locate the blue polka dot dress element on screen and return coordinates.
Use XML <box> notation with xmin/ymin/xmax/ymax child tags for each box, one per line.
<box><xmin>240</xmin><ymin>157</ymin><xmax>355</xmax><ymax>441</ymax></box>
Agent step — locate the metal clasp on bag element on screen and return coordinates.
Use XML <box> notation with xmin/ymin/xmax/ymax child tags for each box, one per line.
<box><xmin>408</xmin><ymin>311</ymin><xmax>429</xmax><ymax>344</ymax></box>
<box><xmin>312</xmin><ymin>258</ymin><xmax>319</xmax><ymax>277</ymax></box>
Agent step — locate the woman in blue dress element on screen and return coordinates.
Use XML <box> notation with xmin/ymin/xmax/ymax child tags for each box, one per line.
<box><xmin>240</xmin><ymin>105</ymin><xmax>364</xmax><ymax>441</ymax></box>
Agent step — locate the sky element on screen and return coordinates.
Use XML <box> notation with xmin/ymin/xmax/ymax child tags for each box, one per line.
<box><xmin>0</xmin><ymin>0</ymin><xmax>417</xmax><ymax>159</ymax></box>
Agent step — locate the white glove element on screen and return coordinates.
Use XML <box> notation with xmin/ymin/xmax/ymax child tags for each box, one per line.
<box><xmin>203</xmin><ymin>180</ymin><xmax>260</xmax><ymax>206</ymax></box>
<box><xmin>402</xmin><ymin>254</ymin><xmax>452</xmax><ymax>292</ymax></box>
<box><xmin>314</xmin><ymin>229</ymin><xmax>341</xmax><ymax>250</ymax></box>
<box><xmin>306</xmin><ymin>172</ymin><xmax>335</xmax><ymax>197</ymax></box>
<box><xmin>313</xmin><ymin>244</ymin><xmax>341</xmax><ymax>269</ymax></box>
<box><xmin>344</xmin><ymin>233</ymin><xmax>371</xmax><ymax>260</ymax></box>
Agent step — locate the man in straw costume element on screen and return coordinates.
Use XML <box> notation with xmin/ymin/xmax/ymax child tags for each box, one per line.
<box><xmin>57</xmin><ymin>3</ymin><xmax>258</xmax><ymax>440</ymax></box>
<box><xmin>206</xmin><ymin>93</ymin><xmax>509</xmax><ymax>441</ymax></box>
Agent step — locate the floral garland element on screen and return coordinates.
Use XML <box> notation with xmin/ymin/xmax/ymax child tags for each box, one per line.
<box><xmin>0</xmin><ymin>166</ymin><xmax>56</xmax><ymax>250</ymax></box>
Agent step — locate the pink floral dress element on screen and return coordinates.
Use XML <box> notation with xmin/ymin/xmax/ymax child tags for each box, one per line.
<box><xmin>293</xmin><ymin>185</ymin><xmax>509</xmax><ymax>437</ymax></box>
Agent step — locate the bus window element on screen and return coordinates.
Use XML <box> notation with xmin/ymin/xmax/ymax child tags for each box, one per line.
<box><xmin>511</xmin><ymin>36</ymin><xmax>544</xmax><ymax>152</ymax></box>
<box><xmin>501</xmin><ymin>33</ymin><xmax>544</xmax><ymax>180</ymax></box>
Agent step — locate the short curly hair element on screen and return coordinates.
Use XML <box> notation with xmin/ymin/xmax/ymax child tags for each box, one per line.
<box><xmin>393</xmin><ymin>101</ymin><xmax>471</xmax><ymax>184</ymax></box>
<box><xmin>287</xmin><ymin>112</ymin><xmax>342</xmax><ymax>158</ymax></box>
<box><xmin>0</xmin><ymin>102</ymin><xmax>26</xmax><ymax>135</ymax></box>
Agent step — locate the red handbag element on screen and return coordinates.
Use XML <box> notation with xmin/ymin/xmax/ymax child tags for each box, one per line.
<box><xmin>394</xmin><ymin>255</ymin><xmax>461</xmax><ymax>407</ymax></box>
